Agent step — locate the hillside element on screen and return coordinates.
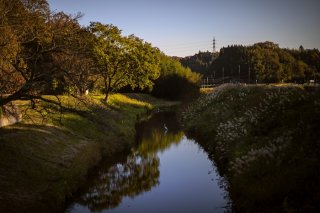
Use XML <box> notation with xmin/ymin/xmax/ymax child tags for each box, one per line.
<box><xmin>180</xmin><ymin>42</ymin><xmax>320</xmax><ymax>84</ymax></box>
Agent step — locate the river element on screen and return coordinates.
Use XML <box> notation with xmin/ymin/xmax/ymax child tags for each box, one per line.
<box><xmin>65</xmin><ymin>112</ymin><xmax>227</xmax><ymax>213</ymax></box>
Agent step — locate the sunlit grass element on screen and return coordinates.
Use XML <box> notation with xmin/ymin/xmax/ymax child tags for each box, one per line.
<box><xmin>0</xmin><ymin>92</ymin><xmax>178</xmax><ymax>212</ymax></box>
<box><xmin>200</xmin><ymin>87</ymin><xmax>216</xmax><ymax>94</ymax></box>
<box><xmin>109</xmin><ymin>93</ymin><xmax>152</xmax><ymax>109</ymax></box>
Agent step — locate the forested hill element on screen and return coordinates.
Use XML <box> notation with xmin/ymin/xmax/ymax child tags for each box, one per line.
<box><xmin>179</xmin><ymin>51</ymin><xmax>217</xmax><ymax>74</ymax></box>
<box><xmin>180</xmin><ymin>42</ymin><xmax>320</xmax><ymax>84</ymax></box>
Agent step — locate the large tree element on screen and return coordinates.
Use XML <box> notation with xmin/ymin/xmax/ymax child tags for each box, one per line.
<box><xmin>46</xmin><ymin>12</ymin><xmax>97</xmax><ymax>96</ymax></box>
<box><xmin>0</xmin><ymin>0</ymin><xmax>92</xmax><ymax>107</ymax></box>
<box><xmin>89</xmin><ymin>22</ymin><xmax>160</xmax><ymax>102</ymax></box>
<box><xmin>0</xmin><ymin>0</ymin><xmax>51</xmax><ymax>106</ymax></box>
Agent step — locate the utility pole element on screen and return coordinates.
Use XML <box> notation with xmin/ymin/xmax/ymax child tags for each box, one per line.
<box><xmin>238</xmin><ymin>65</ymin><xmax>240</xmax><ymax>83</ymax></box>
<box><xmin>222</xmin><ymin>67</ymin><xmax>224</xmax><ymax>84</ymax></box>
<box><xmin>213</xmin><ymin>37</ymin><xmax>216</xmax><ymax>53</ymax></box>
<box><xmin>248</xmin><ymin>65</ymin><xmax>251</xmax><ymax>84</ymax></box>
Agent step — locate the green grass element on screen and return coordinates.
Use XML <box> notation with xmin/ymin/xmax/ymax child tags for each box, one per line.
<box><xmin>0</xmin><ymin>93</ymin><xmax>178</xmax><ymax>213</ymax></box>
<box><xmin>183</xmin><ymin>84</ymin><xmax>320</xmax><ymax>212</ymax></box>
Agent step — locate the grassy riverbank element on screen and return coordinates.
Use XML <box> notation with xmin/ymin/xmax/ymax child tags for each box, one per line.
<box><xmin>183</xmin><ymin>84</ymin><xmax>320</xmax><ymax>212</ymax></box>
<box><xmin>0</xmin><ymin>93</ymin><xmax>178</xmax><ymax>213</ymax></box>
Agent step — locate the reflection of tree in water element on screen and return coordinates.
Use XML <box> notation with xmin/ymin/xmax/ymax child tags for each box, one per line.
<box><xmin>77</xmin><ymin>153</ymin><xmax>160</xmax><ymax>211</ymax></box>
<box><xmin>137</xmin><ymin>129</ymin><xmax>184</xmax><ymax>157</ymax></box>
<box><xmin>136</xmin><ymin>111</ymin><xmax>184</xmax><ymax>157</ymax></box>
<box><xmin>76</xmin><ymin>112</ymin><xmax>184</xmax><ymax>212</ymax></box>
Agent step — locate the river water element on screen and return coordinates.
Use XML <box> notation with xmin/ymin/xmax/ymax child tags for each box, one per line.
<box><xmin>65</xmin><ymin>112</ymin><xmax>227</xmax><ymax>213</ymax></box>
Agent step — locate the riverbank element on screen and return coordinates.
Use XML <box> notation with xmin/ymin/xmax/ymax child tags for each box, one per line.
<box><xmin>183</xmin><ymin>84</ymin><xmax>320</xmax><ymax>212</ymax></box>
<box><xmin>0</xmin><ymin>93</ymin><xmax>178</xmax><ymax>213</ymax></box>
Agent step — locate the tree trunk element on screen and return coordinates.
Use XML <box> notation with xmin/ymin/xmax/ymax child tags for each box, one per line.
<box><xmin>104</xmin><ymin>92</ymin><xmax>109</xmax><ymax>103</ymax></box>
<box><xmin>104</xmin><ymin>77</ymin><xmax>112</xmax><ymax>103</ymax></box>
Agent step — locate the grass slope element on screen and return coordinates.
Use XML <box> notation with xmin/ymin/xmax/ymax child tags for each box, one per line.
<box><xmin>183</xmin><ymin>84</ymin><xmax>320</xmax><ymax>212</ymax></box>
<box><xmin>0</xmin><ymin>93</ymin><xmax>178</xmax><ymax>213</ymax></box>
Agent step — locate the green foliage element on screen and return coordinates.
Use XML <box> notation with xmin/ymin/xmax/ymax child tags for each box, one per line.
<box><xmin>183</xmin><ymin>85</ymin><xmax>320</xmax><ymax>212</ymax></box>
<box><xmin>180</xmin><ymin>51</ymin><xmax>218</xmax><ymax>75</ymax></box>
<box><xmin>0</xmin><ymin>0</ymin><xmax>96</xmax><ymax>106</ymax></box>
<box><xmin>89</xmin><ymin>22</ymin><xmax>161</xmax><ymax>101</ymax></box>
<box><xmin>0</xmin><ymin>1</ymin><xmax>162</xmax><ymax>107</ymax></box>
<box><xmin>151</xmin><ymin>54</ymin><xmax>201</xmax><ymax>100</ymax></box>
<box><xmin>180</xmin><ymin>42</ymin><xmax>320</xmax><ymax>84</ymax></box>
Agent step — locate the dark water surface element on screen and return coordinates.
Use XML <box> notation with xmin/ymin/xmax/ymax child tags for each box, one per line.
<box><xmin>65</xmin><ymin>112</ymin><xmax>227</xmax><ymax>213</ymax></box>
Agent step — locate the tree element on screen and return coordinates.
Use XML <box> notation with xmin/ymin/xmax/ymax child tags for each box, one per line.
<box><xmin>211</xmin><ymin>45</ymin><xmax>250</xmax><ymax>82</ymax></box>
<box><xmin>278</xmin><ymin>49</ymin><xmax>295</xmax><ymax>82</ymax></box>
<box><xmin>0</xmin><ymin>0</ymin><xmax>51</xmax><ymax>106</ymax></box>
<box><xmin>258</xmin><ymin>48</ymin><xmax>282</xmax><ymax>83</ymax></box>
<box><xmin>290</xmin><ymin>48</ymin><xmax>320</xmax><ymax>82</ymax></box>
<box><xmin>151</xmin><ymin>54</ymin><xmax>201</xmax><ymax>100</ymax></box>
<box><xmin>180</xmin><ymin>51</ymin><xmax>217</xmax><ymax>75</ymax></box>
<box><xmin>89</xmin><ymin>22</ymin><xmax>160</xmax><ymax>102</ymax></box>
<box><xmin>0</xmin><ymin>0</ymin><xmax>92</xmax><ymax>108</ymax></box>
<box><xmin>46</xmin><ymin>12</ymin><xmax>97</xmax><ymax>96</ymax></box>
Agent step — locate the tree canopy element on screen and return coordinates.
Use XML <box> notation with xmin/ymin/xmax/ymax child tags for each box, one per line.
<box><xmin>181</xmin><ymin>42</ymin><xmax>320</xmax><ymax>84</ymax></box>
<box><xmin>0</xmin><ymin>0</ymin><xmax>165</xmax><ymax>108</ymax></box>
<box><xmin>180</xmin><ymin>51</ymin><xmax>218</xmax><ymax>75</ymax></box>
<box><xmin>0</xmin><ymin>0</ymin><xmax>91</xmax><ymax>107</ymax></box>
<box><xmin>151</xmin><ymin>54</ymin><xmax>201</xmax><ymax>100</ymax></box>
<box><xmin>89</xmin><ymin>22</ymin><xmax>161</xmax><ymax>101</ymax></box>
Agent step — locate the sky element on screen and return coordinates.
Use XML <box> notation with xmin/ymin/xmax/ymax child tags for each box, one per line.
<box><xmin>47</xmin><ymin>0</ymin><xmax>320</xmax><ymax>57</ymax></box>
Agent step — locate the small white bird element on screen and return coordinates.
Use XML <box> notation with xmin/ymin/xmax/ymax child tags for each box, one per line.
<box><xmin>164</xmin><ymin>123</ymin><xmax>168</xmax><ymax>133</ymax></box>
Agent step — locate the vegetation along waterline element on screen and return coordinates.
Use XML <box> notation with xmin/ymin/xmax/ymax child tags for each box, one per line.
<box><xmin>0</xmin><ymin>93</ymin><xmax>178</xmax><ymax>213</ymax></box>
<box><xmin>182</xmin><ymin>84</ymin><xmax>320</xmax><ymax>212</ymax></box>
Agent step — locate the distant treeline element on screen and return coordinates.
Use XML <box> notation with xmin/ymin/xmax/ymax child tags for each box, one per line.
<box><xmin>180</xmin><ymin>42</ymin><xmax>320</xmax><ymax>84</ymax></box>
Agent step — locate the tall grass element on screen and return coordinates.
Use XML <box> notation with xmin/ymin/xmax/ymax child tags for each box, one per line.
<box><xmin>183</xmin><ymin>84</ymin><xmax>320</xmax><ymax>212</ymax></box>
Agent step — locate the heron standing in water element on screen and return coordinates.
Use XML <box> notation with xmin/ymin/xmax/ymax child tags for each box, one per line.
<box><xmin>164</xmin><ymin>123</ymin><xmax>168</xmax><ymax>133</ymax></box>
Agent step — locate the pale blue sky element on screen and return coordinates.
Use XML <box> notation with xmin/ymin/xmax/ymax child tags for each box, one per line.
<box><xmin>48</xmin><ymin>0</ymin><xmax>320</xmax><ymax>57</ymax></box>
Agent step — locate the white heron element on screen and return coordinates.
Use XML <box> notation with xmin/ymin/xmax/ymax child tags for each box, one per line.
<box><xmin>164</xmin><ymin>123</ymin><xmax>168</xmax><ymax>133</ymax></box>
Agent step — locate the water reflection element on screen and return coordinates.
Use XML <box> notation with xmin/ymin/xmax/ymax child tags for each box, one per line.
<box><xmin>69</xmin><ymin>112</ymin><xmax>183</xmax><ymax>212</ymax></box>
<box><xmin>135</xmin><ymin>111</ymin><xmax>184</xmax><ymax>157</ymax></box>
<box><xmin>76</xmin><ymin>154</ymin><xmax>160</xmax><ymax>211</ymax></box>
<box><xmin>66</xmin><ymin>112</ymin><xmax>227</xmax><ymax>213</ymax></box>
